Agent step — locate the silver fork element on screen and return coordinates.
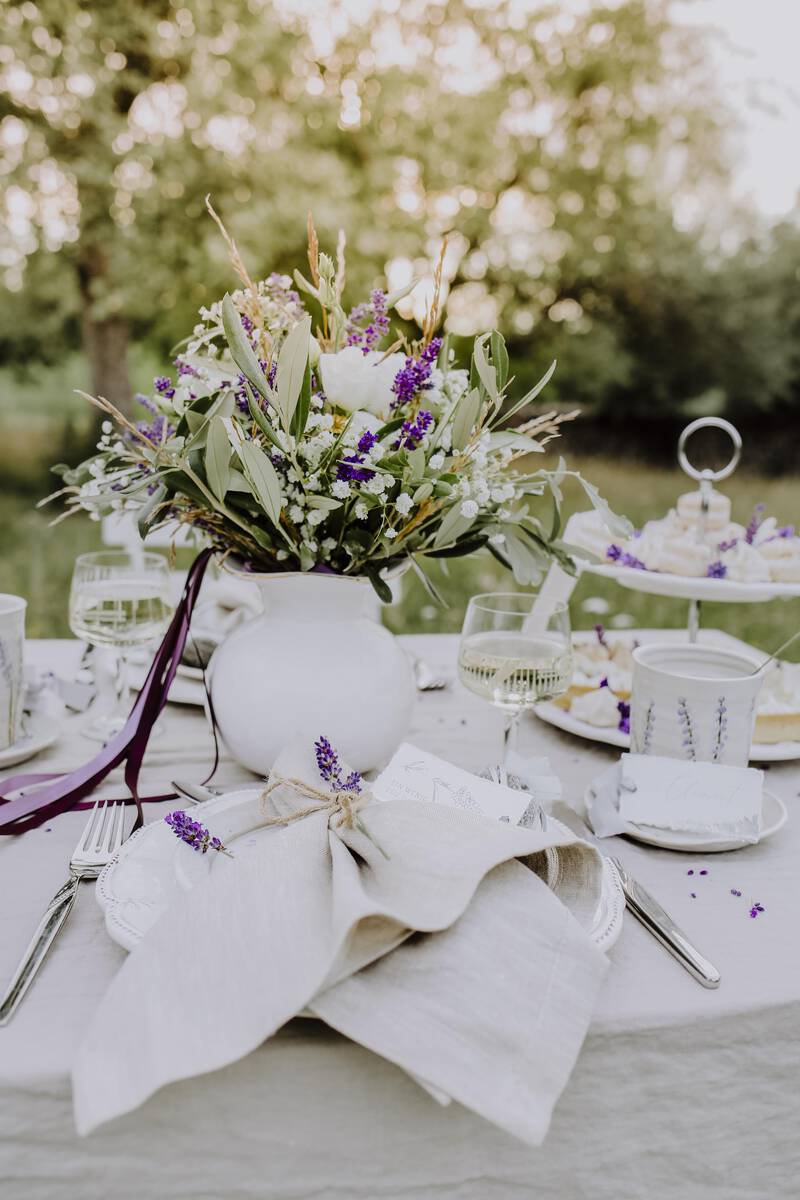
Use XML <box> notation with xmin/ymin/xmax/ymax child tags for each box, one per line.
<box><xmin>0</xmin><ymin>798</ymin><xmax>128</xmax><ymax>1025</ymax></box>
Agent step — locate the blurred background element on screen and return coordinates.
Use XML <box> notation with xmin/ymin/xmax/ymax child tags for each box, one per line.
<box><xmin>1</xmin><ymin>0</ymin><xmax>799</xmax><ymax>644</ymax></box>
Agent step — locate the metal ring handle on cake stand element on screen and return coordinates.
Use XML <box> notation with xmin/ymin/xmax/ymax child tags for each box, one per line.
<box><xmin>676</xmin><ymin>417</ymin><xmax>742</xmax><ymax>641</ymax></box>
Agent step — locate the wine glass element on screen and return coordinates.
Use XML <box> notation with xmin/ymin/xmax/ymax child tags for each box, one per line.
<box><xmin>458</xmin><ymin>592</ymin><xmax>572</xmax><ymax>768</ymax></box>
<box><xmin>69</xmin><ymin>551</ymin><xmax>175</xmax><ymax>742</ymax></box>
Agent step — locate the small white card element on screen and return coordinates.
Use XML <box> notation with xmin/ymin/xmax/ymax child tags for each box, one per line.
<box><xmin>373</xmin><ymin>743</ymin><xmax>533</xmax><ymax>825</ymax></box>
<box><xmin>617</xmin><ymin>753</ymin><xmax>763</xmax><ymax>838</ymax></box>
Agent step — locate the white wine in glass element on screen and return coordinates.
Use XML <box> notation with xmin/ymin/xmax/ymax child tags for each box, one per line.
<box><xmin>458</xmin><ymin>593</ymin><xmax>572</xmax><ymax>765</ymax></box>
<box><xmin>69</xmin><ymin>551</ymin><xmax>175</xmax><ymax>741</ymax></box>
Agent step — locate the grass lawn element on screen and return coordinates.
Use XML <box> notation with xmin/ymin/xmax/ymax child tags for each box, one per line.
<box><xmin>2</xmin><ymin>455</ymin><xmax>799</xmax><ymax>655</ymax></box>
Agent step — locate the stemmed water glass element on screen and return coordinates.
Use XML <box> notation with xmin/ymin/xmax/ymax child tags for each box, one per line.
<box><xmin>69</xmin><ymin>551</ymin><xmax>175</xmax><ymax>741</ymax></box>
<box><xmin>458</xmin><ymin>592</ymin><xmax>572</xmax><ymax>768</ymax></box>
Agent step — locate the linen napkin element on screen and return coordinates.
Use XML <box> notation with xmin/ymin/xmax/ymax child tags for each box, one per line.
<box><xmin>588</xmin><ymin>753</ymin><xmax>763</xmax><ymax>842</ymax></box>
<box><xmin>73</xmin><ymin>742</ymin><xmax>608</xmax><ymax>1142</ymax></box>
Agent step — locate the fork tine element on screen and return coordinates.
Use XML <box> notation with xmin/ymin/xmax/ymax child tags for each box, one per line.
<box><xmin>107</xmin><ymin>801</ymin><xmax>126</xmax><ymax>856</ymax></box>
<box><xmin>80</xmin><ymin>799</ymin><xmax>105</xmax><ymax>853</ymax></box>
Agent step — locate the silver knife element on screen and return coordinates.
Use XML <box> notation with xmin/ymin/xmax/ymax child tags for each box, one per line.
<box><xmin>559</xmin><ymin>806</ymin><xmax>721</xmax><ymax>989</ymax></box>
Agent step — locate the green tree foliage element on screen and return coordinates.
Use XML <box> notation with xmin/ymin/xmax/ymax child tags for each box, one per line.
<box><xmin>0</xmin><ymin>0</ymin><xmax>798</xmax><ymax>425</ymax></box>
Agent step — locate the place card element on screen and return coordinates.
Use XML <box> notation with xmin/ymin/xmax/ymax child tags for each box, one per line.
<box><xmin>373</xmin><ymin>743</ymin><xmax>533</xmax><ymax>825</ymax></box>
<box><xmin>617</xmin><ymin>753</ymin><xmax>763</xmax><ymax>838</ymax></box>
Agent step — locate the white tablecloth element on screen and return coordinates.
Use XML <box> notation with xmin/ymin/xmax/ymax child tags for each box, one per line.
<box><xmin>2</xmin><ymin>638</ymin><xmax>799</xmax><ymax>1199</ymax></box>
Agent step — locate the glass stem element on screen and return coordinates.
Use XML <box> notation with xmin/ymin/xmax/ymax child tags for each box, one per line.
<box><xmin>503</xmin><ymin>709</ymin><xmax>521</xmax><ymax>768</ymax></box>
<box><xmin>112</xmin><ymin>651</ymin><xmax>132</xmax><ymax>722</ymax></box>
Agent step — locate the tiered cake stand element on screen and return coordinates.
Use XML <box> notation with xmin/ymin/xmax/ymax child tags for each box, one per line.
<box><xmin>576</xmin><ymin>417</ymin><xmax>800</xmax><ymax>641</ymax></box>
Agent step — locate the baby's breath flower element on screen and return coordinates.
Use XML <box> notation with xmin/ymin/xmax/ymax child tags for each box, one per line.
<box><xmin>332</xmin><ymin>479</ymin><xmax>351</xmax><ymax>499</ymax></box>
<box><xmin>307</xmin><ymin>509</ymin><xmax>326</xmax><ymax>526</ymax></box>
<box><xmin>428</xmin><ymin>451</ymin><xmax>445</xmax><ymax>470</ymax></box>
<box><xmin>395</xmin><ymin>492</ymin><xmax>413</xmax><ymax>515</ymax></box>
<box><xmin>289</xmin><ymin>504</ymin><xmax>304</xmax><ymax>523</ymax></box>
<box><xmin>385</xmin><ymin>527</ymin><xmax>398</xmax><ymax>539</ymax></box>
<box><xmin>461</xmin><ymin>499</ymin><xmax>479</xmax><ymax>518</ymax></box>
<box><xmin>355</xmin><ymin>502</ymin><xmax>369</xmax><ymax>520</ymax></box>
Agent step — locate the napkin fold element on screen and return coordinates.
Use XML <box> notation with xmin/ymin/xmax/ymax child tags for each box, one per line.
<box><xmin>74</xmin><ymin>742</ymin><xmax>608</xmax><ymax>1142</ymax></box>
<box><xmin>588</xmin><ymin>753</ymin><xmax>763</xmax><ymax>842</ymax></box>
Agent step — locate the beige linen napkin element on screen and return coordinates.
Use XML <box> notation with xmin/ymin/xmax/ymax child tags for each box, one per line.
<box><xmin>73</xmin><ymin>743</ymin><xmax>608</xmax><ymax>1140</ymax></box>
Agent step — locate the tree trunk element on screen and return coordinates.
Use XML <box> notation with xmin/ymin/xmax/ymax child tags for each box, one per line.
<box><xmin>81</xmin><ymin>311</ymin><xmax>132</xmax><ymax>412</ymax></box>
<box><xmin>77</xmin><ymin>245</ymin><xmax>133</xmax><ymax>413</ymax></box>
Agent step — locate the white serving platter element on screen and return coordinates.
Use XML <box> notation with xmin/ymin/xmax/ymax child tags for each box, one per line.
<box><xmin>580</xmin><ymin>560</ymin><xmax>800</xmax><ymax>604</ymax></box>
<box><xmin>534</xmin><ymin>628</ymin><xmax>800</xmax><ymax>763</ymax></box>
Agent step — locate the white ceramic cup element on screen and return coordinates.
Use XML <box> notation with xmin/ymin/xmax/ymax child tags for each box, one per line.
<box><xmin>0</xmin><ymin>594</ymin><xmax>26</xmax><ymax>751</ymax></box>
<box><xmin>630</xmin><ymin>642</ymin><xmax>764</xmax><ymax>766</ymax></box>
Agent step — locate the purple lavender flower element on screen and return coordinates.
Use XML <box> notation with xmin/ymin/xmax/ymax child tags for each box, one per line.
<box><xmin>336</xmin><ymin>453</ymin><xmax>375</xmax><ymax>484</ymax></box>
<box><xmin>154</xmin><ymin>376</ymin><xmax>175</xmax><ymax>399</ymax></box>
<box><xmin>394</xmin><ymin>409</ymin><xmax>433</xmax><ymax>450</ymax></box>
<box><xmin>617</xmin><ymin>700</ymin><xmax>631</xmax><ymax>734</ymax></box>
<box><xmin>594</xmin><ymin>623</ymin><xmax>608</xmax><ymax>647</ymax></box>
<box><xmin>390</xmin><ymin>338</ymin><xmax>442</xmax><ymax>410</ymax></box>
<box><xmin>731</xmin><ymin>888</ymin><xmax>742</xmax><ymax>897</ymax></box>
<box><xmin>745</xmin><ymin>504</ymin><xmax>765</xmax><ymax>545</ymax></box>
<box><xmin>357</xmin><ymin>429</ymin><xmax>379</xmax><ymax>455</ymax></box>
<box><xmin>599</xmin><ymin>676</ymin><xmax>609</xmax><ymax>689</ymax></box>
<box><xmin>347</xmin><ymin>290</ymin><xmax>390</xmax><ymax>353</ymax></box>
<box><xmin>314</xmin><ymin>735</ymin><xmax>362</xmax><ymax>794</ymax></box>
<box><xmin>707</xmin><ymin>560</ymin><xmax>727</xmax><ymax>579</ymax></box>
<box><xmin>777</xmin><ymin>525</ymin><xmax>795</xmax><ymax>538</ymax></box>
<box><xmin>619</xmin><ymin>552</ymin><xmax>646</xmax><ymax>570</ymax></box>
<box><xmin>175</xmin><ymin>358</ymin><xmax>198</xmax><ymax>378</ymax></box>
<box><xmin>164</xmin><ymin>810</ymin><xmax>231</xmax><ymax>856</ymax></box>
<box><xmin>606</xmin><ymin>544</ymin><xmax>622</xmax><ymax>561</ymax></box>
<box><xmin>717</xmin><ymin>538</ymin><xmax>738</xmax><ymax>553</ymax></box>
<box><xmin>749</xmin><ymin>902</ymin><xmax>765</xmax><ymax>919</ymax></box>
<box><xmin>134</xmin><ymin>413</ymin><xmax>175</xmax><ymax>443</ymax></box>
<box><xmin>235</xmin><ymin>362</ymin><xmax>276</xmax><ymax>414</ymax></box>
<box><xmin>240</xmin><ymin>312</ymin><xmax>254</xmax><ymax>335</ymax></box>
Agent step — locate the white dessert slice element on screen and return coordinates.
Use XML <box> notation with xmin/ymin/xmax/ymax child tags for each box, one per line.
<box><xmin>719</xmin><ymin>540</ymin><xmax>771</xmax><ymax>582</ymax></box>
<box><xmin>759</xmin><ymin>535</ymin><xmax>800</xmax><ymax>582</ymax></box>
<box><xmin>676</xmin><ymin>488</ymin><xmax>731</xmax><ymax>531</ymax></box>
<box><xmin>570</xmin><ymin>686</ymin><xmax>622</xmax><ymax>728</ymax></box>
<box><xmin>754</xmin><ymin>662</ymin><xmax>800</xmax><ymax>743</ymax></box>
<box><xmin>565</xmin><ymin>510</ymin><xmax>619</xmax><ymax>561</ymax></box>
<box><xmin>657</xmin><ymin>537</ymin><xmax>713</xmax><ymax>577</ymax></box>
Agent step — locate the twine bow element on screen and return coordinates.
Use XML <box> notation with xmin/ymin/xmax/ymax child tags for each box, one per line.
<box><xmin>259</xmin><ymin>775</ymin><xmax>388</xmax><ymax>856</ymax></box>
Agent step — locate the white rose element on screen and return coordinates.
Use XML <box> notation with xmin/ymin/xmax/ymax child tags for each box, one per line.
<box><xmin>318</xmin><ymin>346</ymin><xmax>406</xmax><ymax>417</ymax></box>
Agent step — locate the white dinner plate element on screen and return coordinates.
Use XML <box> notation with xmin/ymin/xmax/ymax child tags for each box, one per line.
<box><xmin>0</xmin><ymin>713</ymin><xmax>61</xmax><ymax>769</ymax></box>
<box><xmin>128</xmin><ymin>664</ymin><xmax>207</xmax><ymax>706</ymax></box>
<box><xmin>534</xmin><ymin>699</ymin><xmax>799</xmax><ymax>764</ymax></box>
<box><xmin>581</xmin><ymin>560</ymin><xmax>800</xmax><ymax>604</ymax></box>
<box><xmin>534</xmin><ymin>627</ymin><xmax>800</xmax><ymax>763</ymax></box>
<box><xmin>97</xmin><ymin>788</ymin><xmax>625</xmax><ymax>953</ymax></box>
<box><xmin>582</xmin><ymin>784</ymin><xmax>787</xmax><ymax>853</ymax></box>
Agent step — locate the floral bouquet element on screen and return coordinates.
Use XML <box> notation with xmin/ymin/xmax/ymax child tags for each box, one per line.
<box><xmin>52</xmin><ymin>208</ymin><xmax>627</xmax><ymax>600</ymax></box>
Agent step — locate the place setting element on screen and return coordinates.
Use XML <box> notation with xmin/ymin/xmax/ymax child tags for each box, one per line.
<box><xmin>1</xmin><ymin>191</ymin><xmax>797</xmax><ymax>1199</ymax></box>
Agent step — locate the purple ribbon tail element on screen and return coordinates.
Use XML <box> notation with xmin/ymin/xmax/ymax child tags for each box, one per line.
<box><xmin>0</xmin><ymin>549</ymin><xmax>214</xmax><ymax>835</ymax></box>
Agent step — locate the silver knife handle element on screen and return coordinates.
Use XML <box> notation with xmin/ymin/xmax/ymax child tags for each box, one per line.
<box><xmin>0</xmin><ymin>876</ymin><xmax>81</xmax><ymax>1025</ymax></box>
<box><xmin>611</xmin><ymin>858</ymin><xmax>721</xmax><ymax>989</ymax></box>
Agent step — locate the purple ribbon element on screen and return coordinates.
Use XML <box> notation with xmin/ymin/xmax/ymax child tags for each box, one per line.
<box><xmin>0</xmin><ymin>549</ymin><xmax>214</xmax><ymax>836</ymax></box>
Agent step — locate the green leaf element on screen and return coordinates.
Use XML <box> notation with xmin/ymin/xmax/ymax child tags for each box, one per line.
<box><xmin>290</xmin><ymin>359</ymin><xmax>312</xmax><ymax>439</ymax></box>
<box><xmin>221</xmin><ymin>293</ymin><xmax>271</xmax><ymax>401</ymax></box>
<box><xmin>451</xmin><ymin>388</ymin><xmax>482</xmax><ymax>451</ymax></box>
<box><xmin>408</xmin><ymin>554</ymin><xmax>447</xmax><ymax>606</ymax></box>
<box><xmin>471</xmin><ymin>334</ymin><xmax>499</xmax><ymax>403</ymax></box>
<box><xmin>205</xmin><ymin>416</ymin><xmax>231</xmax><ymax>500</ymax></box>
<box><xmin>365</xmin><ymin>566</ymin><xmax>392</xmax><ymax>604</ymax></box>
<box><xmin>497</xmin><ymin>360</ymin><xmax>557</xmax><ymax>423</ymax></box>
<box><xmin>306</xmin><ymin>494</ymin><xmax>342</xmax><ymax>511</ymax></box>
<box><xmin>488</xmin><ymin>430</ymin><xmax>545</xmax><ymax>454</ymax></box>
<box><xmin>432</xmin><ymin>503</ymin><xmax>476</xmax><ymax>549</ymax></box>
<box><xmin>436</xmin><ymin>334</ymin><xmax>451</xmax><ymax>371</ymax></box>
<box><xmin>576</xmin><ymin>476</ymin><xmax>632</xmax><ymax>538</ymax></box>
<box><xmin>489</xmin><ymin>331</ymin><xmax>509</xmax><ymax>391</ymax></box>
<box><xmin>136</xmin><ymin>484</ymin><xmax>167</xmax><ymax>539</ymax></box>
<box><xmin>246</xmin><ymin>390</ymin><xmax>283</xmax><ymax>450</ymax></box>
<box><xmin>426</xmin><ymin>534</ymin><xmax>487</xmax><ymax>559</ymax></box>
<box><xmin>385</xmin><ymin>279</ymin><xmax>416</xmax><ymax>308</ymax></box>
<box><xmin>293</xmin><ymin>269</ymin><xmax>320</xmax><ymax>301</ymax></box>
<box><xmin>237</xmin><ymin>440</ymin><xmax>284</xmax><ymax>526</ymax></box>
<box><xmin>275</xmin><ymin>315</ymin><xmax>311</xmax><ymax>432</ymax></box>
<box><xmin>407</xmin><ymin>446</ymin><xmax>426</xmax><ymax>479</ymax></box>
<box><xmin>501</xmin><ymin>527</ymin><xmax>546</xmax><ymax>586</ymax></box>
<box><xmin>413</xmin><ymin>481</ymin><xmax>433</xmax><ymax>504</ymax></box>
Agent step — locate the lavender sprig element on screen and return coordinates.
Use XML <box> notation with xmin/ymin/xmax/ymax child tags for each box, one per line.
<box><xmin>707</xmin><ymin>560</ymin><xmax>727</xmax><ymax>579</ymax></box>
<box><xmin>744</xmin><ymin>503</ymin><xmax>765</xmax><ymax>545</ymax></box>
<box><xmin>315</xmin><ymin>735</ymin><xmax>362</xmax><ymax>794</ymax></box>
<box><xmin>165</xmin><ymin>810</ymin><xmax>232</xmax><ymax>856</ymax></box>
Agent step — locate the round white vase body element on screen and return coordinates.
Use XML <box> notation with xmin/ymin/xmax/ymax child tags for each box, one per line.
<box><xmin>208</xmin><ymin>572</ymin><xmax>415</xmax><ymax>774</ymax></box>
